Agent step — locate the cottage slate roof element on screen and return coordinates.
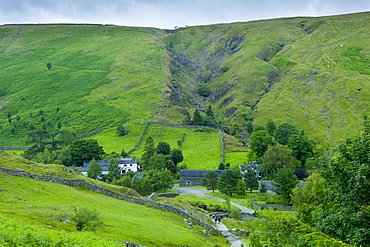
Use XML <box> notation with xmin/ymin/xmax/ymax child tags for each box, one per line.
<box><xmin>179</xmin><ymin>170</ymin><xmax>226</xmax><ymax>177</ymax></box>
<box><xmin>117</xmin><ymin>157</ymin><xmax>136</xmax><ymax>165</ymax></box>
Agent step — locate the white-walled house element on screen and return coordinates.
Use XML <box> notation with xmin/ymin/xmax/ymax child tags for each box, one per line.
<box><xmin>77</xmin><ymin>157</ymin><xmax>140</xmax><ymax>176</ymax></box>
<box><xmin>117</xmin><ymin>157</ymin><xmax>140</xmax><ymax>174</ymax></box>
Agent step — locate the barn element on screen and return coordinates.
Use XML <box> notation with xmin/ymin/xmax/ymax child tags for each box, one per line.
<box><xmin>179</xmin><ymin>170</ymin><xmax>226</xmax><ymax>186</ymax></box>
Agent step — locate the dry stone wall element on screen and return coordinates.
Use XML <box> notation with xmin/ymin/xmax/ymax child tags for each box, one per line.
<box><xmin>0</xmin><ymin>167</ymin><xmax>220</xmax><ymax>235</ymax></box>
<box><xmin>252</xmin><ymin>201</ymin><xmax>294</xmax><ymax>210</ymax></box>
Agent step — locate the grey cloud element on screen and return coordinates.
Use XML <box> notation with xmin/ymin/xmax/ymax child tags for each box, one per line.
<box><xmin>0</xmin><ymin>0</ymin><xmax>369</xmax><ymax>28</ymax></box>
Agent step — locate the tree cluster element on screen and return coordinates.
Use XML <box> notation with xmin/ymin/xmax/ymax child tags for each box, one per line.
<box><xmin>141</xmin><ymin>136</ymin><xmax>184</xmax><ymax>174</ymax></box>
<box><xmin>184</xmin><ymin>105</ymin><xmax>217</xmax><ymax>128</ymax></box>
<box><xmin>203</xmin><ymin>167</ymin><xmax>259</xmax><ymax>197</ymax></box>
<box><xmin>1</xmin><ymin>108</ymin><xmax>65</xmax><ymax>143</ymax></box>
<box><xmin>291</xmin><ymin>116</ymin><xmax>370</xmax><ymax>246</ymax></box>
<box><xmin>108</xmin><ymin>136</ymin><xmax>186</xmax><ymax>195</ymax></box>
<box><xmin>246</xmin><ymin>120</ymin><xmax>316</xmax><ymax>204</ymax></box>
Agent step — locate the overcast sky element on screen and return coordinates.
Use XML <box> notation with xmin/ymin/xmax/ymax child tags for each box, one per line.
<box><xmin>0</xmin><ymin>0</ymin><xmax>369</xmax><ymax>29</ymax></box>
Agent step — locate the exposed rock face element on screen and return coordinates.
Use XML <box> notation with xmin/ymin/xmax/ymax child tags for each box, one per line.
<box><xmin>221</xmin><ymin>96</ymin><xmax>235</xmax><ymax>107</ymax></box>
<box><xmin>167</xmin><ymin>34</ymin><xmax>244</xmax><ymax>109</ymax></box>
<box><xmin>119</xmin><ymin>242</ymin><xmax>141</xmax><ymax>247</ymax></box>
<box><xmin>209</xmin><ymin>82</ymin><xmax>237</xmax><ymax>104</ymax></box>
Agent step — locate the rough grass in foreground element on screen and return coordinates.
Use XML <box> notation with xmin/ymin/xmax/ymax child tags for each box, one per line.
<box><xmin>0</xmin><ymin>171</ymin><xmax>227</xmax><ymax>246</ymax></box>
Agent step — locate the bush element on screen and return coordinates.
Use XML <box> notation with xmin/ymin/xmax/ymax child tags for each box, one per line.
<box><xmin>71</xmin><ymin>207</ymin><xmax>103</xmax><ymax>232</ymax></box>
<box><xmin>220</xmin><ymin>66</ymin><xmax>229</xmax><ymax>73</ymax></box>
<box><xmin>0</xmin><ymin>215</ymin><xmax>115</xmax><ymax>246</ymax></box>
<box><xmin>196</xmin><ymin>84</ymin><xmax>211</xmax><ymax>97</ymax></box>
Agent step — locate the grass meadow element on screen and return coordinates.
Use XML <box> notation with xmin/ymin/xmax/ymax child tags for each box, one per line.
<box><xmin>0</xmin><ymin>174</ymin><xmax>227</xmax><ymax>246</ymax></box>
<box><xmin>81</xmin><ymin>121</ymin><xmax>250</xmax><ymax>169</ymax></box>
<box><xmin>0</xmin><ymin>153</ymin><xmax>228</xmax><ymax>246</ymax></box>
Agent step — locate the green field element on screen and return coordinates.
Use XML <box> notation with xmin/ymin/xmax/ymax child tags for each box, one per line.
<box><xmin>85</xmin><ymin>123</ymin><xmax>252</xmax><ymax>169</ymax></box>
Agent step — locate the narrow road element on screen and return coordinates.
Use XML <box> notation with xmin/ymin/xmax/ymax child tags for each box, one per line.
<box><xmin>174</xmin><ymin>186</ymin><xmax>255</xmax><ymax>215</ymax></box>
<box><xmin>174</xmin><ymin>186</ymin><xmax>255</xmax><ymax>247</ymax></box>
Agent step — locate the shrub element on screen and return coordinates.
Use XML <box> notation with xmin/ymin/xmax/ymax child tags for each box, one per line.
<box><xmin>70</xmin><ymin>207</ymin><xmax>103</xmax><ymax>232</ymax></box>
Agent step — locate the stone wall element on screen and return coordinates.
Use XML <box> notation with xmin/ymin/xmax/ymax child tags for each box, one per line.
<box><xmin>252</xmin><ymin>201</ymin><xmax>294</xmax><ymax>210</ymax></box>
<box><xmin>0</xmin><ymin>167</ymin><xmax>220</xmax><ymax>235</ymax></box>
<box><xmin>149</xmin><ymin>193</ymin><xmax>180</xmax><ymax>199</ymax></box>
<box><xmin>0</xmin><ymin>146</ymin><xmax>30</xmax><ymax>150</ymax></box>
<box><xmin>76</xmin><ymin>130</ymin><xmax>103</xmax><ymax>139</ymax></box>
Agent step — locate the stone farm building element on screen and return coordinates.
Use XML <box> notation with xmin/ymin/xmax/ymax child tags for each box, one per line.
<box><xmin>77</xmin><ymin>157</ymin><xmax>140</xmax><ymax>176</ymax></box>
<box><xmin>179</xmin><ymin>170</ymin><xmax>226</xmax><ymax>186</ymax></box>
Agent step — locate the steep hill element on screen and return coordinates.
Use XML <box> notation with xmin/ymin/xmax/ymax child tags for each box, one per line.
<box><xmin>0</xmin><ymin>24</ymin><xmax>169</xmax><ymax>145</ymax></box>
<box><xmin>1</xmin><ymin>12</ymin><xmax>370</xmax><ymax>148</ymax></box>
<box><xmin>159</xmin><ymin>12</ymin><xmax>370</xmax><ymax>147</ymax></box>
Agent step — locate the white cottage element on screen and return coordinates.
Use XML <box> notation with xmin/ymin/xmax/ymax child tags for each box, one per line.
<box><xmin>78</xmin><ymin>157</ymin><xmax>140</xmax><ymax>176</ymax></box>
<box><xmin>117</xmin><ymin>157</ymin><xmax>140</xmax><ymax>174</ymax></box>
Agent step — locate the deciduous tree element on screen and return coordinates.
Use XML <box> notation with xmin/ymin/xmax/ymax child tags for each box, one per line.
<box><xmin>244</xmin><ymin>121</ymin><xmax>254</xmax><ymax>135</ymax></box>
<box><xmin>87</xmin><ymin>159</ymin><xmax>102</xmax><ymax>179</ymax></box>
<box><xmin>156</xmin><ymin>141</ymin><xmax>171</xmax><ymax>155</ymax></box>
<box><xmin>316</xmin><ymin>116</ymin><xmax>370</xmax><ymax>246</ymax></box>
<box><xmin>56</xmin><ymin>128</ymin><xmax>77</xmax><ymax>146</ymax></box>
<box><xmin>116</xmin><ymin>124</ymin><xmax>128</xmax><ymax>136</ymax></box>
<box><xmin>117</xmin><ymin>175</ymin><xmax>132</xmax><ymax>188</ymax></box>
<box><xmin>68</xmin><ymin>139</ymin><xmax>105</xmax><ymax>166</ymax></box>
<box><xmin>203</xmin><ymin>171</ymin><xmax>219</xmax><ymax>192</ymax></box>
<box><xmin>261</xmin><ymin>145</ymin><xmax>300</xmax><ymax>179</ymax></box>
<box><xmin>147</xmin><ymin>153</ymin><xmax>166</xmax><ymax>170</ymax></box>
<box><xmin>275</xmin><ymin>123</ymin><xmax>300</xmax><ymax>145</ymax></box>
<box><xmin>288</xmin><ymin>134</ymin><xmax>314</xmax><ymax>165</ymax></box>
<box><xmin>169</xmin><ymin>148</ymin><xmax>183</xmax><ymax>165</ymax></box>
<box><xmin>140</xmin><ymin>176</ymin><xmax>154</xmax><ymax>196</ymax></box>
<box><xmin>272</xmin><ymin>167</ymin><xmax>298</xmax><ymax>204</ymax></box>
<box><xmin>146</xmin><ymin>169</ymin><xmax>174</xmax><ymax>192</ymax></box>
<box><xmin>266</xmin><ymin>118</ymin><xmax>276</xmax><ymax>135</ymax></box>
<box><xmin>107</xmin><ymin>158</ymin><xmax>121</xmax><ymax>181</ymax></box>
<box><xmin>250</xmin><ymin>130</ymin><xmax>275</xmax><ymax>158</ymax></box>
<box><xmin>235</xmin><ymin>179</ymin><xmax>247</xmax><ymax>197</ymax></box>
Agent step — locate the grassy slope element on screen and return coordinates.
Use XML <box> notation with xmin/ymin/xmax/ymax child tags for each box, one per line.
<box><xmin>254</xmin><ymin>12</ymin><xmax>370</xmax><ymax>147</ymax></box>
<box><xmin>0</xmin><ymin>24</ymin><xmax>167</xmax><ymax>145</ymax></box>
<box><xmin>160</xmin><ymin>12</ymin><xmax>370</xmax><ymax>147</ymax></box>
<box><xmin>0</xmin><ymin>153</ymin><xmax>227</xmax><ymax>246</ymax></box>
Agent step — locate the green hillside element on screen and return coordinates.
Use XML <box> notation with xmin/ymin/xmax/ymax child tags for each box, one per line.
<box><xmin>0</xmin><ymin>24</ymin><xmax>169</xmax><ymax>145</ymax></box>
<box><xmin>1</xmin><ymin>12</ymin><xmax>370</xmax><ymax>150</ymax></box>
<box><xmin>0</xmin><ymin>153</ymin><xmax>226</xmax><ymax>246</ymax></box>
<box><xmin>159</xmin><ymin>12</ymin><xmax>370</xmax><ymax>148</ymax></box>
